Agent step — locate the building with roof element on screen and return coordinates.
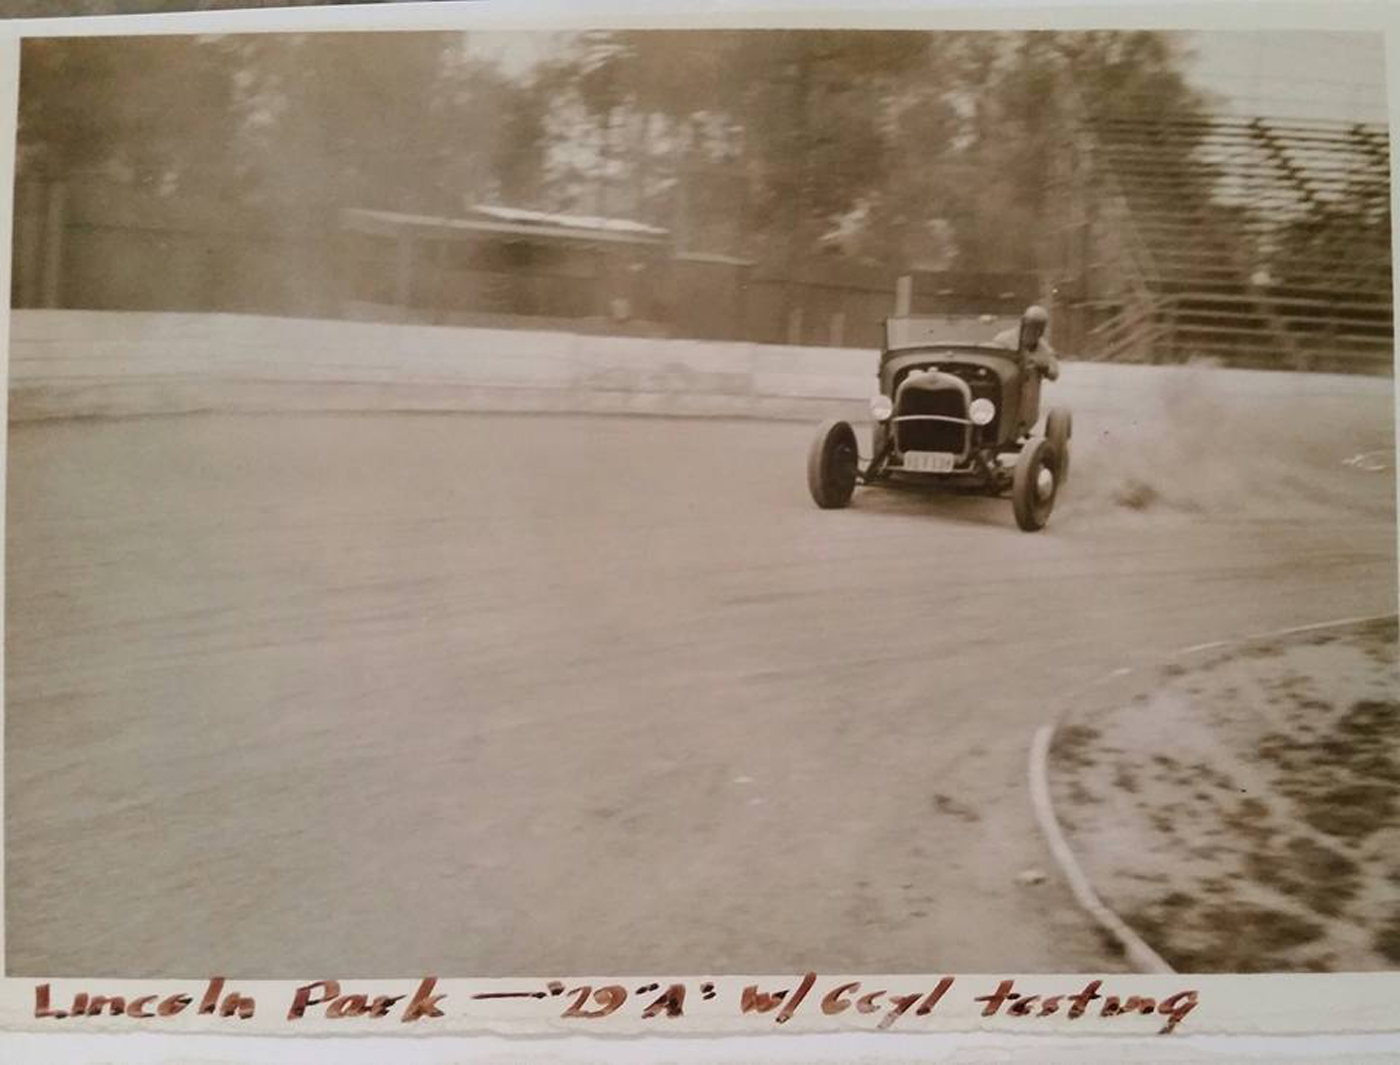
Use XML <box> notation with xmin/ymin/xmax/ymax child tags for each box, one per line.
<box><xmin>339</xmin><ymin>204</ymin><xmax>675</xmax><ymax>335</ymax></box>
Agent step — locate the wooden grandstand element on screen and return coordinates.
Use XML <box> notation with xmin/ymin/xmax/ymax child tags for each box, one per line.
<box><xmin>1048</xmin><ymin>114</ymin><xmax>1393</xmax><ymax>373</ymax></box>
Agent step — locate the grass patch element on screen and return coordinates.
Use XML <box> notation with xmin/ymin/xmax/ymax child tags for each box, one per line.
<box><xmin>1245</xmin><ymin>836</ymin><xmax>1361</xmax><ymax>919</ymax></box>
<box><xmin>1261</xmin><ymin>699</ymin><xmax>1400</xmax><ymax>843</ymax></box>
<box><xmin>1138</xmin><ymin>901</ymin><xmax>1326</xmax><ymax>973</ymax></box>
<box><xmin>1113</xmin><ymin>763</ymin><xmax>1140</xmax><ymax>794</ymax></box>
<box><xmin>1374</xmin><ymin>911</ymin><xmax>1400</xmax><ymax>965</ymax></box>
<box><xmin>1221</xmin><ymin>797</ymin><xmax>1276</xmax><ymax>845</ymax></box>
<box><xmin>1300</xmin><ymin>782</ymin><xmax>1395</xmax><ymax>841</ymax></box>
<box><xmin>1051</xmin><ymin>723</ymin><xmax>1101</xmax><ymax>770</ymax></box>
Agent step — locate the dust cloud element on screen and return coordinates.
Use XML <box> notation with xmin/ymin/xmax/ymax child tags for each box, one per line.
<box><xmin>1056</xmin><ymin>366</ymin><xmax>1395</xmax><ymax>524</ymax></box>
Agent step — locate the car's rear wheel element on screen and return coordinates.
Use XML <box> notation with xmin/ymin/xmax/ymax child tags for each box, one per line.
<box><xmin>1046</xmin><ymin>407</ymin><xmax>1072</xmax><ymax>485</ymax></box>
<box><xmin>1012</xmin><ymin>438</ymin><xmax>1058</xmax><ymax>531</ymax></box>
<box><xmin>807</xmin><ymin>419</ymin><xmax>859</xmax><ymax>509</ymax></box>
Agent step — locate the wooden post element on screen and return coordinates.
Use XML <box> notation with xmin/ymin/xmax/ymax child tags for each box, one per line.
<box><xmin>41</xmin><ymin>181</ymin><xmax>67</xmax><ymax>309</ymax></box>
<box><xmin>433</xmin><ymin>237</ymin><xmax>448</xmax><ymax>325</ymax></box>
<box><xmin>787</xmin><ymin>305</ymin><xmax>804</xmax><ymax>346</ymax></box>
<box><xmin>895</xmin><ymin>274</ymin><xmax>912</xmax><ymax>317</ymax></box>
<box><xmin>15</xmin><ymin>182</ymin><xmax>43</xmax><ymax>308</ymax></box>
<box><xmin>735</xmin><ymin>263</ymin><xmax>750</xmax><ymax>342</ymax></box>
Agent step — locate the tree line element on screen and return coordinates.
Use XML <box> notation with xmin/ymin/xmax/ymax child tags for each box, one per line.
<box><xmin>18</xmin><ymin>29</ymin><xmax>1208</xmax><ymax>275</ymax></box>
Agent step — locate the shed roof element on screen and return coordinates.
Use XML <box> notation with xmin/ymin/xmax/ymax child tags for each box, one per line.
<box><xmin>341</xmin><ymin>206</ymin><xmax>669</xmax><ymax>247</ymax></box>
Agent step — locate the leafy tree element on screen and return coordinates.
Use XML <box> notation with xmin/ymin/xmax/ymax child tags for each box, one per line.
<box><xmin>536</xmin><ymin>29</ymin><xmax>941</xmax><ymax>261</ymax></box>
<box><xmin>940</xmin><ymin>30</ymin><xmax>1210</xmax><ymax>273</ymax></box>
<box><xmin>527</xmin><ymin>29</ymin><xmax>1207</xmax><ymax>275</ymax></box>
<box><xmin>17</xmin><ymin>27</ymin><xmax>1214</xmax><ymax>315</ymax></box>
<box><xmin>18</xmin><ymin>34</ymin><xmax>256</xmax><ymax>195</ymax></box>
<box><xmin>233</xmin><ymin>33</ymin><xmax>475</xmax><ymax>216</ymax></box>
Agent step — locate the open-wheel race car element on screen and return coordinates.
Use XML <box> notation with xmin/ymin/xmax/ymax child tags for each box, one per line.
<box><xmin>806</xmin><ymin>308</ymin><xmax>1072</xmax><ymax>531</ymax></box>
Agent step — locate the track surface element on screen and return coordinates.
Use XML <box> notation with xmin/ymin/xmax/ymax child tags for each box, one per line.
<box><xmin>7</xmin><ymin>409</ymin><xmax>1396</xmax><ymax>977</ymax></box>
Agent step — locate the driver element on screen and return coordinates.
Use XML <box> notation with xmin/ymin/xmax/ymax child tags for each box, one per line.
<box><xmin>995</xmin><ymin>305</ymin><xmax>1060</xmax><ymax>381</ymax></box>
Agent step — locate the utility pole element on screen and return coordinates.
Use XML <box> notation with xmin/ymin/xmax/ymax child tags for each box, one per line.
<box><xmin>895</xmin><ymin>275</ymin><xmax>912</xmax><ymax>316</ymax></box>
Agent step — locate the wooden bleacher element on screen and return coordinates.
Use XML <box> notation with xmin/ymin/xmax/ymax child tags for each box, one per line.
<box><xmin>1050</xmin><ymin>114</ymin><xmax>1392</xmax><ymax>373</ymax></box>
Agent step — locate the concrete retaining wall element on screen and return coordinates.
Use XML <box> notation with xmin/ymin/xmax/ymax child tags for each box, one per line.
<box><xmin>8</xmin><ymin>309</ymin><xmax>1392</xmax><ymax>423</ymax></box>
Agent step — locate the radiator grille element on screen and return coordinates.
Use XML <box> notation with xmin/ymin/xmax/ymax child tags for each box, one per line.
<box><xmin>895</xmin><ymin>387</ymin><xmax>969</xmax><ymax>455</ymax></box>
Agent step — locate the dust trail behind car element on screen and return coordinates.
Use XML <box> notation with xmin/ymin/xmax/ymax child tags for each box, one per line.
<box><xmin>1048</xmin><ymin>363</ymin><xmax>1395</xmax><ymax>524</ymax></box>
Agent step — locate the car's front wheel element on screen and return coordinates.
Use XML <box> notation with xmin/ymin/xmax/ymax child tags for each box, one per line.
<box><xmin>807</xmin><ymin>419</ymin><xmax>859</xmax><ymax>509</ymax></box>
<box><xmin>1012</xmin><ymin>438</ymin><xmax>1059</xmax><ymax>531</ymax></box>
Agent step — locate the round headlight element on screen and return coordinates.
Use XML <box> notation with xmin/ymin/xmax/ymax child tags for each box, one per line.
<box><xmin>870</xmin><ymin>395</ymin><xmax>894</xmax><ymax>422</ymax></box>
<box><xmin>969</xmin><ymin>397</ymin><xmax>996</xmax><ymax>426</ymax></box>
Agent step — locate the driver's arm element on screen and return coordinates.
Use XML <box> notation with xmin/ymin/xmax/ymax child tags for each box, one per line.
<box><xmin>1035</xmin><ymin>342</ymin><xmax>1060</xmax><ymax>381</ymax></box>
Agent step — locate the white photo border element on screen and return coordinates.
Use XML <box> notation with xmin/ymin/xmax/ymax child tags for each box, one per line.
<box><xmin>0</xmin><ymin>2</ymin><xmax>1397</xmax><ymax>1060</ymax></box>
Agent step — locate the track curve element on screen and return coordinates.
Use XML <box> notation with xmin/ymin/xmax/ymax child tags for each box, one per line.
<box><xmin>7</xmin><ymin>409</ymin><xmax>1395</xmax><ymax>977</ymax></box>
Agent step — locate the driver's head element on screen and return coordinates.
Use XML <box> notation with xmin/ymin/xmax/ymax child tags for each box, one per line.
<box><xmin>1022</xmin><ymin>304</ymin><xmax>1049</xmax><ymax>345</ymax></box>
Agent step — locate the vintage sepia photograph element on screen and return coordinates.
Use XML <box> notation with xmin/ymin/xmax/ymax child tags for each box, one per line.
<box><xmin>4</xmin><ymin>24</ymin><xmax>1395</xmax><ymax>982</ymax></box>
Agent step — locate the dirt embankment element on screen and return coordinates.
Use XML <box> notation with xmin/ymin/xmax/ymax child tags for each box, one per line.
<box><xmin>1050</xmin><ymin>616</ymin><xmax>1400</xmax><ymax>972</ymax></box>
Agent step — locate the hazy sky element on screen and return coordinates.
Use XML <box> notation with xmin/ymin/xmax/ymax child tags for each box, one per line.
<box><xmin>1182</xmin><ymin>30</ymin><xmax>1387</xmax><ymax>123</ymax></box>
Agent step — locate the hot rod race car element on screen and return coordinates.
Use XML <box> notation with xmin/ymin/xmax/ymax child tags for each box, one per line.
<box><xmin>806</xmin><ymin>308</ymin><xmax>1072</xmax><ymax>531</ymax></box>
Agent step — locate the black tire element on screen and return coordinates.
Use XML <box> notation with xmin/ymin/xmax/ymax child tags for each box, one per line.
<box><xmin>1012</xmin><ymin>438</ymin><xmax>1059</xmax><ymax>531</ymax></box>
<box><xmin>807</xmin><ymin>419</ymin><xmax>859</xmax><ymax>509</ymax></box>
<box><xmin>1046</xmin><ymin>407</ymin><xmax>1072</xmax><ymax>485</ymax></box>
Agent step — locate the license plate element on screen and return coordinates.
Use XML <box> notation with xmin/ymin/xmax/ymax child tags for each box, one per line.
<box><xmin>903</xmin><ymin>450</ymin><xmax>956</xmax><ymax>473</ymax></box>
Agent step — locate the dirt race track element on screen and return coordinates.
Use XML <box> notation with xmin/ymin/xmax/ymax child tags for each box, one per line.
<box><xmin>6</xmin><ymin>386</ymin><xmax>1397</xmax><ymax>977</ymax></box>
